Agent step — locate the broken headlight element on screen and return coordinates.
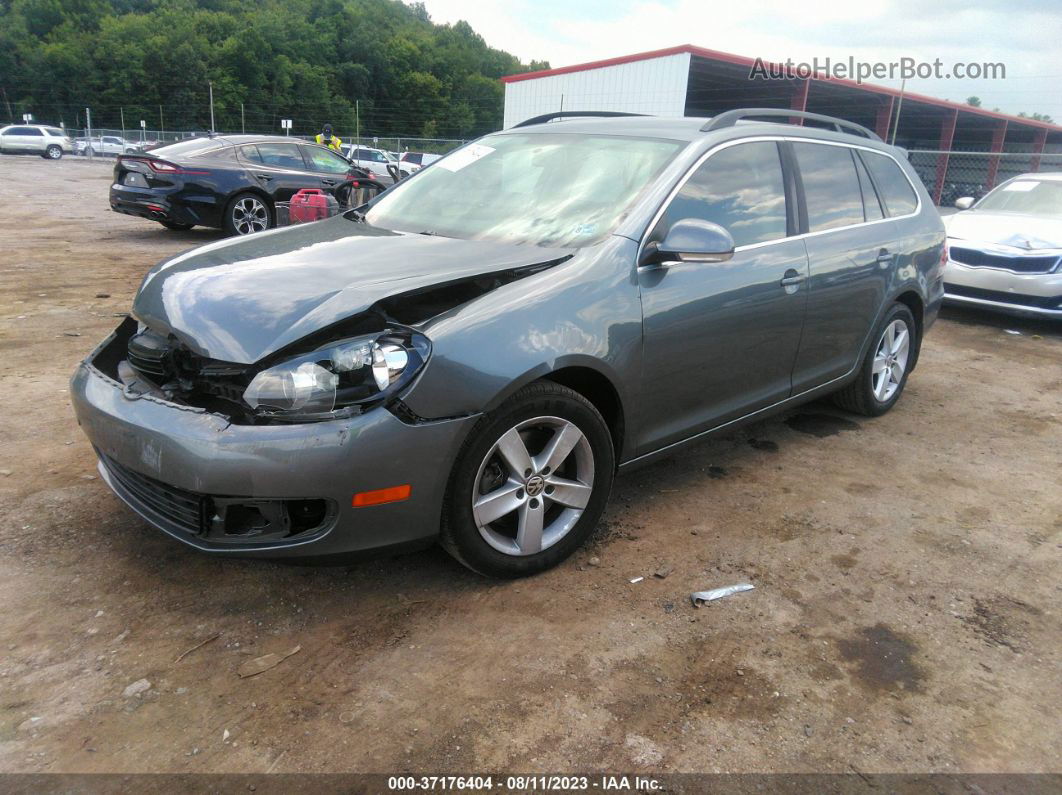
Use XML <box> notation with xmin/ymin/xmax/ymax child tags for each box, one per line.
<box><xmin>243</xmin><ymin>331</ymin><xmax>429</xmax><ymax>420</ymax></box>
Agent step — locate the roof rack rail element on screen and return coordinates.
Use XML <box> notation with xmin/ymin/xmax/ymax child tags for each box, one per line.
<box><xmin>513</xmin><ymin>111</ymin><xmax>647</xmax><ymax>128</ymax></box>
<box><xmin>701</xmin><ymin>108</ymin><xmax>881</xmax><ymax>141</ymax></box>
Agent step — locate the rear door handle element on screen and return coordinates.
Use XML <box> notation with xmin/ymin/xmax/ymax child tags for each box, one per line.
<box><xmin>255</xmin><ymin>173</ymin><xmax>273</xmax><ymax>181</ymax></box>
<box><xmin>877</xmin><ymin>249</ymin><xmax>894</xmax><ymax>265</ymax></box>
<box><xmin>780</xmin><ymin>273</ymin><xmax>805</xmax><ymax>287</ymax></box>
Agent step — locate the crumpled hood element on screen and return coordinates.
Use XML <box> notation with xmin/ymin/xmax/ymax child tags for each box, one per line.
<box><xmin>133</xmin><ymin>216</ymin><xmax>573</xmax><ymax>363</ymax></box>
<box><xmin>944</xmin><ymin>210</ymin><xmax>1062</xmax><ymax>251</ymax></box>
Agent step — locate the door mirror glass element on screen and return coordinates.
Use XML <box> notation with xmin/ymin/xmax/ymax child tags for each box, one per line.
<box><xmin>954</xmin><ymin>196</ymin><xmax>975</xmax><ymax>210</ymax></box>
<box><xmin>655</xmin><ymin>219</ymin><xmax>735</xmax><ymax>263</ymax></box>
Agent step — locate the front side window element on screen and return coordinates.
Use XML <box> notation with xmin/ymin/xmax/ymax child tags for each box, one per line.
<box><xmin>860</xmin><ymin>151</ymin><xmax>918</xmax><ymax>217</ymax></box>
<box><xmin>363</xmin><ymin>133</ymin><xmax>683</xmax><ymax>248</ymax></box>
<box><xmin>658</xmin><ymin>141</ymin><xmax>788</xmax><ymax>248</ymax></box>
<box><xmin>306</xmin><ymin>146</ymin><xmax>351</xmax><ymax>174</ymax></box>
<box><xmin>794</xmin><ymin>142</ymin><xmax>865</xmax><ymax>232</ymax></box>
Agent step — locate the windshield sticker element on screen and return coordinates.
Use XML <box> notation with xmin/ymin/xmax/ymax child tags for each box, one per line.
<box><xmin>437</xmin><ymin>143</ymin><xmax>495</xmax><ymax>172</ymax></box>
<box><xmin>1002</xmin><ymin>181</ymin><xmax>1037</xmax><ymax>192</ymax></box>
<box><xmin>570</xmin><ymin>223</ymin><xmax>598</xmax><ymax>237</ymax></box>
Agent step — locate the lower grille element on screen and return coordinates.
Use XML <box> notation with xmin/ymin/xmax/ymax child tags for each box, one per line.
<box><xmin>99</xmin><ymin>452</ymin><xmax>205</xmax><ymax>535</ymax></box>
<box><xmin>950</xmin><ymin>247</ymin><xmax>1060</xmax><ymax>274</ymax></box>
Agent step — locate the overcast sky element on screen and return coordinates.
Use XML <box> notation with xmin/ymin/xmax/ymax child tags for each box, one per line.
<box><xmin>420</xmin><ymin>0</ymin><xmax>1062</xmax><ymax>120</ymax></box>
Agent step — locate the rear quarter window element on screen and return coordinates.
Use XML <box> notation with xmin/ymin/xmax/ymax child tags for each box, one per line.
<box><xmin>860</xmin><ymin>151</ymin><xmax>919</xmax><ymax>216</ymax></box>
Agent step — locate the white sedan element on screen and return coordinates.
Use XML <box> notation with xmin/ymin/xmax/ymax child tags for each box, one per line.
<box><xmin>943</xmin><ymin>172</ymin><xmax>1062</xmax><ymax>318</ymax></box>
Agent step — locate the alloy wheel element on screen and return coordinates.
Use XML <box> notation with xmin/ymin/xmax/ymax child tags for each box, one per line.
<box><xmin>472</xmin><ymin>416</ymin><xmax>594</xmax><ymax>556</ymax></box>
<box><xmin>872</xmin><ymin>318</ymin><xmax>910</xmax><ymax>402</ymax></box>
<box><xmin>46</xmin><ymin>145</ymin><xmax>62</xmax><ymax>159</ymax></box>
<box><xmin>231</xmin><ymin>197</ymin><xmax>269</xmax><ymax>235</ymax></box>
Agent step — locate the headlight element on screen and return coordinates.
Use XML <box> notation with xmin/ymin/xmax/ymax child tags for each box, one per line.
<box><xmin>243</xmin><ymin>331</ymin><xmax>429</xmax><ymax>421</ymax></box>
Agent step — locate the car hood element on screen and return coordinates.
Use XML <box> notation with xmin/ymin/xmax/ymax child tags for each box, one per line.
<box><xmin>944</xmin><ymin>211</ymin><xmax>1062</xmax><ymax>251</ymax></box>
<box><xmin>133</xmin><ymin>216</ymin><xmax>573</xmax><ymax>363</ymax></box>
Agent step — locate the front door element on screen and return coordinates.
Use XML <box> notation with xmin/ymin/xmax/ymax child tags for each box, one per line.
<box><xmin>637</xmin><ymin>140</ymin><xmax>809</xmax><ymax>454</ymax></box>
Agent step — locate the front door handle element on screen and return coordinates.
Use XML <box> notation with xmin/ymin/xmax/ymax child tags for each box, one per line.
<box><xmin>321</xmin><ymin>178</ymin><xmax>337</xmax><ymax>186</ymax></box>
<box><xmin>780</xmin><ymin>269</ymin><xmax>805</xmax><ymax>295</ymax></box>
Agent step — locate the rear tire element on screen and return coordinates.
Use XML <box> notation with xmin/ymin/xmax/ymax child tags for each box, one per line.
<box><xmin>441</xmin><ymin>381</ymin><xmax>615</xmax><ymax>578</ymax></box>
<box><xmin>159</xmin><ymin>220</ymin><xmax>194</xmax><ymax>231</ymax></box>
<box><xmin>833</xmin><ymin>302</ymin><xmax>918</xmax><ymax>416</ymax></box>
<box><xmin>44</xmin><ymin>145</ymin><xmax>63</xmax><ymax>159</ymax></box>
<box><xmin>224</xmin><ymin>193</ymin><xmax>272</xmax><ymax>236</ymax></box>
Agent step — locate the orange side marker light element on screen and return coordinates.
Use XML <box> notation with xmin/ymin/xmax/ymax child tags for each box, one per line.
<box><xmin>352</xmin><ymin>484</ymin><xmax>412</xmax><ymax>507</ymax></box>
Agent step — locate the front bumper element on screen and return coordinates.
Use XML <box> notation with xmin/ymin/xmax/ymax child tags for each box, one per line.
<box><xmin>943</xmin><ymin>259</ymin><xmax>1062</xmax><ymax>319</ymax></box>
<box><xmin>70</xmin><ymin>338</ymin><xmax>478</xmax><ymax>558</ymax></box>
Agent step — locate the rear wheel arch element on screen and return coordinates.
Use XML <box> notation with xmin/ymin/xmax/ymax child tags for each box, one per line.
<box><xmin>893</xmin><ymin>290</ymin><xmax>924</xmax><ymax>370</ymax></box>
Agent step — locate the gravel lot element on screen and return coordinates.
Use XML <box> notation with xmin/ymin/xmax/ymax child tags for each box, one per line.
<box><xmin>0</xmin><ymin>155</ymin><xmax>1059</xmax><ymax>775</ymax></box>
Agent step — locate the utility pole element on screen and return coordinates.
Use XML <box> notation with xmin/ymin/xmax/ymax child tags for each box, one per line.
<box><xmin>355</xmin><ymin>100</ymin><xmax>360</xmax><ymax>147</ymax></box>
<box><xmin>85</xmin><ymin>107</ymin><xmax>93</xmax><ymax>159</ymax></box>
<box><xmin>890</xmin><ymin>78</ymin><xmax>906</xmax><ymax>146</ymax></box>
<box><xmin>241</xmin><ymin>102</ymin><xmax>245</xmax><ymax>134</ymax></box>
<box><xmin>120</xmin><ymin>107</ymin><xmax>126</xmax><ymax>140</ymax></box>
<box><xmin>208</xmin><ymin>80</ymin><xmax>216</xmax><ymax>134</ymax></box>
<box><xmin>1</xmin><ymin>86</ymin><xmax>13</xmax><ymax>123</ymax></box>
<box><xmin>159</xmin><ymin>104</ymin><xmax>163</xmax><ymax>134</ymax></box>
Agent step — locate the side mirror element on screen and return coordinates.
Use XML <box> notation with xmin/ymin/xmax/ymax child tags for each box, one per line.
<box><xmin>648</xmin><ymin>219</ymin><xmax>735</xmax><ymax>265</ymax></box>
<box><xmin>954</xmin><ymin>196</ymin><xmax>975</xmax><ymax>210</ymax></box>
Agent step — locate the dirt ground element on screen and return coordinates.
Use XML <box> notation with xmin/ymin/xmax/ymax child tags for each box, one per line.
<box><xmin>0</xmin><ymin>154</ymin><xmax>1058</xmax><ymax>776</ymax></box>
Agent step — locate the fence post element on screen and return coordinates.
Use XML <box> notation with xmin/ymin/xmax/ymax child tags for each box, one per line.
<box><xmin>85</xmin><ymin>107</ymin><xmax>92</xmax><ymax>159</ymax></box>
<box><xmin>985</xmin><ymin>121</ymin><xmax>1008</xmax><ymax>190</ymax></box>
<box><xmin>1029</xmin><ymin>129</ymin><xmax>1047</xmax><ymax>173</ymax></box>
<box><xmin>932</xmin><ymin>110</ymin><xmax>958</xmax><ymax>205</ymax></box>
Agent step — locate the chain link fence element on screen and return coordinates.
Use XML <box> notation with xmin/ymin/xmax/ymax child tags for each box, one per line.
<box><xmin>58</xmin><ymin>126</ymin><xmax>466</xmax><ymax>156</ymax></box>
<box><xmin>907</xmin><ymin>149</ymin><xmax>1062</xmax><ymax>207</ymax></box>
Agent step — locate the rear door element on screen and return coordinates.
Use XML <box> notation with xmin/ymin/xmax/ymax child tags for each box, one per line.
<box><xmin>239</xmin><ymin>142</ymin><xmax>319</xmax><ymax>203</ymax></box>
<box><xmin>636</xmin><ymin>140</ymin><xmax>809</xmax><ymax>453</ymax></box>
<box><xmin>789</xmin><ymin>142</ymin><xmax>897</xmax><ymax>393</ymax></box>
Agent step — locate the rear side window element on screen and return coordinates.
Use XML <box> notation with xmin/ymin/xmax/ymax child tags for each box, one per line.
<box><xmin>254</xmin><ymin>143</ymin><xmax>306</xmax><ymax>170</ymax></box>
<box><xmin>853</xmin><ymin>152</ymin><xmax>884</xmax><ymax>221</ymax></box>
<box><xmin>660</xmin><ymin>141</ymin><xmax>787</xmax><ymax>248</ymax></box>
<box><xmin>240</xmin><ymin>145</ymin><xmax>263</xmax><ymax>163</ymax></box>
<box><xmin>860</xmin><ymin>151</ymin><xmax>918</xmax><ymax>216</ymax></box>
<box><xmin>45</xmin><ymin>127</ymin><xmax>65</xmax><ymax>137</ymax></box>
<box><xmin>794</xmin><ymin>143</ymin><xmax>864</xmax><ymax>232</ymax></box>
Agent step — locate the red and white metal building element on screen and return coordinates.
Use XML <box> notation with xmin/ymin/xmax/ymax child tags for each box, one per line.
<box><xmin>501</xmin><ymin>44</ymin><xmax>1062</xmax><ymax>204</ymax></box>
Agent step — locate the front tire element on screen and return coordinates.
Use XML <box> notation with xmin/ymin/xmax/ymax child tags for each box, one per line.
<box><xmin>224</xmin><ymin>193</ymin><xmax>272</xmax><ymax>236</ymax></box>
<box><xmin>833</xmin><ymin>302</ymin><xmax>918</xmax><ymax>416</ymax></box>
<box><xmin>44</xmin><ymin>145</ymin><xmax>63</xmax><ymax>159</ymax></box>
<box><xmin>441</xmin><ymin>381</ymin><xmax>615</xmax><ymax>578</ymax></box>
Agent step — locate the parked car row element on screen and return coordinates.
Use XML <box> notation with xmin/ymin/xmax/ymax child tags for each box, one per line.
<box><xmin>73</xmin><ymin>135</ymin><xmax>144</xmax><ymax>156</ymax></box>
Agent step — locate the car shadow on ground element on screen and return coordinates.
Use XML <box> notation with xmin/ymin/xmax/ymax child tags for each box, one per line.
<box><xmin>939</xmin><ymin>304</ymin><xmax>1060</xmax><ymax>338</ymax></box>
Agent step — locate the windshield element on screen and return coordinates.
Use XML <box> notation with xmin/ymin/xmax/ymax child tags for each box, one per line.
<box><xmin>976</xmin><ymin>179</ymin><xmax>1062</xmax><ymax>216</ymax></box>
<box><xmin>363</xmin><ymin>132</ymin><xmax>683</xmax><ymax>247</ymax></box>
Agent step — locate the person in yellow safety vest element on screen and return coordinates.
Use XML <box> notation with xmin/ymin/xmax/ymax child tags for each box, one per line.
<box><xmin>315</xmin><ymin>123</ymin><xmax>342</xmax><ymax>152</ymax></box>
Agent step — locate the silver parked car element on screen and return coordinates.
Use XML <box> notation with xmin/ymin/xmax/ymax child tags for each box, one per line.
<box><xmin>0</xmin><ymin>124</ymin><xmax>72</xmax><ymax>158</ymax></box>
<box><xmin>71</xmin><ymin>109</ymin><xmax>944</xmax><ymax>577</ymax></box>
<box><xmin>74</xmin><ymin>135</ymin><xmax>142</xmax><ymax>157</ymax></box>
<box><xmin>943</xmin><ymin>173</ymin><xmax>1062</xmax><ymax>318</ymax></box>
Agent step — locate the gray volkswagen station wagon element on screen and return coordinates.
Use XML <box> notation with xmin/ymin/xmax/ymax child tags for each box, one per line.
<box><xmin>72</xmin><ymin>109</ymin><xmax>945</xmax><ymax>577</ymax></box>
